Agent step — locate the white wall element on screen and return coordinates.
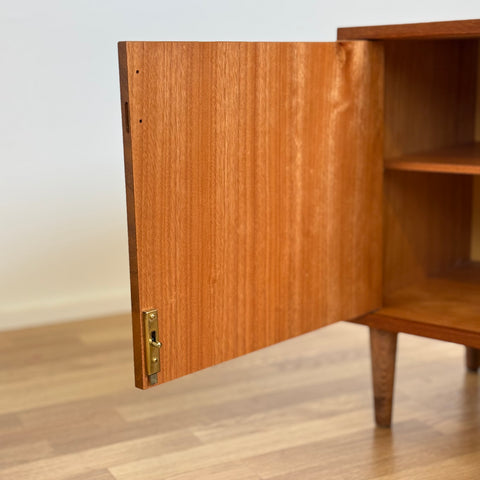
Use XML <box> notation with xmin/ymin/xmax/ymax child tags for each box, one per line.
<box><xmin>1</xmin><ymin>1</ymin><xmax>479</xmax><ymax>330</ymax></box>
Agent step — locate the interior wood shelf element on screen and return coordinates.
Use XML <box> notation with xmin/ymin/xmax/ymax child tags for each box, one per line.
<box><xmin>357</xmin><ymin>262</ymin><xmax>480</xmax><ymax>348</ymax></box>
<box><xmin>385</xmin><ymin>142</ymin><xmax>480</xmax><ymax>175</ymax></box>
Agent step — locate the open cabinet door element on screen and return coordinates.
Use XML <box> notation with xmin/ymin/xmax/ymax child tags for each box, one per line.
<box><xmin>118</xmin><ymin>41</ymin><xmax>383</xmax><ymax>389</ymax></box>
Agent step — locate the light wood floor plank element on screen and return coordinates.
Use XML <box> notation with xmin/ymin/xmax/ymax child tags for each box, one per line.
<box><xmin>0</xmin><ymin>316</ymin><xmax>478</xmax><ymax>479</ymax></box>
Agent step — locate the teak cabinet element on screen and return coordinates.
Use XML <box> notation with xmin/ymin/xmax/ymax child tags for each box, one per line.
<box><xmin>119</xmin><ymin>19</ymin><xmax>480</xmax><ymax>427</ymax></box>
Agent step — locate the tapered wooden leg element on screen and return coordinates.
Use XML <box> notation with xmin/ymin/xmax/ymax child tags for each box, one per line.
<box><xmin>466</xmin><ymin>347</ymin><xmax>480</xmax><ymax>372</ymax></box>
<box><xmin>370</xmin><ymin>328</ymin><xmax>398</xmax><ymax>428</ymax></box>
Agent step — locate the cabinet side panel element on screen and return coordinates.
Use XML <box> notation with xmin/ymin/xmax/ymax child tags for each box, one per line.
<box><xmin>125</xmin><ymin>41</ymin><xmax>384</xmax><ymax>388</ymax></box>
<box><xmin>383</xmin><ymin>40</ymin><xmax>477</xmax><ymax>295</ymax></box>
<box><xmin>472</xmin><ymin>39</ymin><xmax>480</xmax><ymax>261</ymax></box>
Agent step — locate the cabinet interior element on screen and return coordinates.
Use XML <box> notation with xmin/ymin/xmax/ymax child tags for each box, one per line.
<box><xmin>380</xmin><ymin>38</ymin><xmax>480</xmax><ymax>336</ymax></box>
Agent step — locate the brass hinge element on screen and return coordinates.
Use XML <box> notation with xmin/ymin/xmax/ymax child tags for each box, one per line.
<box><xmin>143</xmin><ymin>309</ymin><xmax>162</xmax><ymax>385</ymax></box>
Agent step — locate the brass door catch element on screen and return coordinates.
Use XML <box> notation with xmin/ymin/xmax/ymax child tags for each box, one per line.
<box><xmin>143</xmin><ymin>309</ymin><xmax>162</xmax><ymax>385</ymax></box>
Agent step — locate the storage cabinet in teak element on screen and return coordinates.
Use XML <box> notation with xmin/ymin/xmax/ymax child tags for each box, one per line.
<box><xmin>119</xmin><ymin>19</ymin><xmax>480</xmax><ymax>427</ymax></box>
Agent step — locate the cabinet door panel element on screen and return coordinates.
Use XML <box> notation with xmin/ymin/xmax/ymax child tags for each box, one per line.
<box><xmin>118</xmin><ymin>42</ymin><xmax>383</xmax><ymax>389</ymax></box>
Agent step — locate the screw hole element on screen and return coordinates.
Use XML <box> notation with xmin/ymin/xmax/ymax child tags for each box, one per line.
<box><xmin>136</xmin><ymin>70</ymin><xmax>140</xmax><ymax>74</ymax></box>
<box><xmin>139</xmin><ymin>119</ymin><xmax>142</xmax><ymax>123</ymax></box>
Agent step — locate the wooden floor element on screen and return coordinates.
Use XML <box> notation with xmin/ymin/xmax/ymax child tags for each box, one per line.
<box><xmin>0</xmin><ymin>315</ymin><xmax>479</xmax><ymax>479</ymax></box>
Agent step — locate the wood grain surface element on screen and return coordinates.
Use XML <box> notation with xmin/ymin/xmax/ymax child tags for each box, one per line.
<box><xmin>466</xmin><ymin>347</ymin><xmax>480</xmax><ymax>371</ymax></box>
<box><xmin>369</xmin><ymin>328</ymin><xmax>397</xmax><ymax>428</ymax></box>
<box><xmin>383</xmin><ymin>40</ymin><xmax>477</xmax><ymax>160</ymax></box>
<box><xmin>1</xmin><ymin>315</ymin><xmax>480</xmax><ymax>479</ymax></box>
<box><xmin>358</xmin><ymin>262</ymin><xmax>480</xmax><ymax>348</ymax></box>
<box><xmin>119</xmin><ymin>41</ymin><xmax>384</xmax><ymax>388</ymax></box>
<box><xmin>338</xmin><ymin>19</ymin><xmax>480</xmax><ymax>40</ymax></box>
<box><xmin>382</xmin><ymin>40</ymin><xmax>476</xmax><ymax>295</ymax></box>
<box><xmin>385</xmin><ymin>142</ymin><xmax>480</xmax><ymax>175</ymax></box>
<box><xmin>359</xmin><ymin>313</ymin><xmax>480</xmax><ymax>350</ymax></box>
<box><xmin>383</xmin><ymin>171</ymin><xmax>472</xmax><ymax>295</ymax></box>
<box><xmin>380</xmin><ymin>262</ymin><xmax>480</xmax><ymax>340</ymax></box>
<box><xmin>470</xmin><ymin>43</ymin><xmax>480</xmax><ymax>261</ymax></box>
<box><xmin>358</xmin><ymin>37</ymin><xmax>480</xmax><ymax>351</ymax></box>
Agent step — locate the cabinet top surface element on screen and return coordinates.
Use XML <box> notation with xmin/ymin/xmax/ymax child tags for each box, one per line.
<box><xmin>338</xmin><ymin>19</ymin><xmax>480</xmax><ymax>40</ymax></box>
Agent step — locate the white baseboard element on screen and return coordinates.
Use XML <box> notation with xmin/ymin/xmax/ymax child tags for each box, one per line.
<box><xmin>0</xmin><ymin>290</ymin><xmax>131</xmax><ymax>331</ymax></box>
